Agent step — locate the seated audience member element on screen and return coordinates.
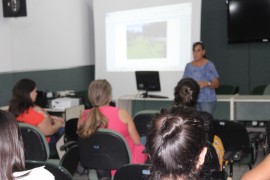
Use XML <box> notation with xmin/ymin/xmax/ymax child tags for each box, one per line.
<box><xmin>174</xmin><ymin>78</ymin><xmax>224</xmax><ymax>172</ymax></box>
<box><xmin>0</xmin><ymin>110</ymin><xmax>54</xmax><ymax>180</ymax></box>
<box><xmin>145</xmin><ymin>105</ymin><xmax>207</xmax><ymax>180</ymax></box>
<box><xmin>174</xmin><ymin>77</ymin><xmax>200</xmax><ymax>108</ymax></box>
<box><xmin>9</xmin><ymin>79</ymin><xmax>65</xmax><ymax>155</ymax></box>
<box><xmin>77</xmin><ymin>79</ymin><xmax>147</xmax><ymax>176</ymax></box>
<box><xmin>174</xmin><ymin>78</ymin><xmax>215</xmax><ymax>141</ymax></box>
<box><xmin>241</xmin><ymin>154</ymin><xmax>270</xmax><ymax>180</ymax></box>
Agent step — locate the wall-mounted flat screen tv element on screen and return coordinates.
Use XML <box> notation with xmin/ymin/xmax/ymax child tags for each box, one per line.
<box><xmin>227</xmin><ymin>0</ymin><xmax>270</xmax><ymax>43</ymax></box>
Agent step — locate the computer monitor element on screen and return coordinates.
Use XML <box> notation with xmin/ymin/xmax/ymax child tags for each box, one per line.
<box><xmin>135</xmin><ymin>71</ymin><xmax>161</xmax><ymax>98</ymax></box>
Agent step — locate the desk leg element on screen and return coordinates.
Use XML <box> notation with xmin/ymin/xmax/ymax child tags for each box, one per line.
<box><xmin>230</xmin><ymin>97</ymin><xmax>234</xmax><ymax>120</ymax></box>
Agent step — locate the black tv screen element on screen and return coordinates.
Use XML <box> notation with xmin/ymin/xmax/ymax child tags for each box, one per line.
<box><xmin>227</xmin><ymin>0</ymin><xmax>270</xmax><ymax>43</ymax></box>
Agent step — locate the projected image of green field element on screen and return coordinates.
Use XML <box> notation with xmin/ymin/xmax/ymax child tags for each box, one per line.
<box><xmin>127</xmin><ymin>22</ymin><xmax>167</xmax><ymax>59</ymax></box>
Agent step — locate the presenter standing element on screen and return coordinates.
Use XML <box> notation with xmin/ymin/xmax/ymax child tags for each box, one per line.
<box><xmin>183</xmin><ymin>42</ymin><xmax>219</xmax><ymax>114</ymax></box>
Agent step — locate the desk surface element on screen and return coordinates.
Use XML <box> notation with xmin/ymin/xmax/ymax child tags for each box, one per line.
<box><xmin>233</xmin><ymin>95</ymin><xmax>270</xmax><ymax>102</ymax></box>
<box><xmin>118</xmin><ymin>94</ymin><xmax>270</xmax><ymax>120</ymax></box>
<box><xmin>118</xmin><ymin>95</ymin><xmax>173</xmax><ymax>101</ymax></box>
<box><xmin>44</xmin><ymin>108</ymin><xmax>65</xmax><ymax>113</ymax></box>
<box><xmin>119</xmin><ymin>94</ymin><xmax>270</xmax><ymax>101</ymax></box>
<box><xmin>118</xmin><ymin>94</ymin><xmax>234</xmax><ymax>102</ymax></box>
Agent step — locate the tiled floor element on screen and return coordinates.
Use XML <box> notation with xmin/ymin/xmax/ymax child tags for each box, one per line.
<box><xmin>73</xmin><ymin>146</ymin><xmax>267</xmax><ymax>180</ymax></box>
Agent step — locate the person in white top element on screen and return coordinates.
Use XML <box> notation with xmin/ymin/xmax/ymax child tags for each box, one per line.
<box><xmin>13</xmin><ymin>166</ymin><xmax>54</xmax><ymax>180</ymax></box>
<box><xmin>0</xmin><ymin>110</ymin><xmax>54</xmax><ymax>180</ymax></box>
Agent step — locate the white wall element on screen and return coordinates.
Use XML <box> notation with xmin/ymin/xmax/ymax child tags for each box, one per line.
<box><xmin>0</xmin><ymin>0</ymin><xmax>95</xmax><ymax>73</ymax></box>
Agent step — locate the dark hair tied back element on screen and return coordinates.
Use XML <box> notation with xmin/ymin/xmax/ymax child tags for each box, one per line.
<box><xmin>174</xmin><ymin>78</ymin><xmax>200</xmax><ymax>107</ymax></box>
<box><xmin>146</xmin><ymin>105</ymin><xmax>205</xmax><ymax>180</ymax></box>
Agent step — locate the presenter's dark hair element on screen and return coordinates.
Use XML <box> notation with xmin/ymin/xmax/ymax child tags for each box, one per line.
<box><xmin>0</xmin><ymin>110</ymin><xmax>25</xmax><ymax>180</ymax></box>
<box><xmin>9</xmin><ymin>79</ymin><xmax>36</xmax><ymax>117</ymax></box>
<box><xmin>174</xmin><ymin>77</ymin><xmax>200</xmax><ymax>107</ymax></box>
<box><xmin>145</xmin><ymin>105</ymin><xmax>205</xmax><ymax>180</ymax></box>
<box><xmin>77</xmin><ymin>79</ymin><xmax>111</xmax><ymax>138</ymax></box>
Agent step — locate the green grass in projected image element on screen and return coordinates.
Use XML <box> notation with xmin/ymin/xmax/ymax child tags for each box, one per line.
<box><xmin>127</xmin><ymin>22</ymin><xmax>167</xmax><ymax>59</ymax></box>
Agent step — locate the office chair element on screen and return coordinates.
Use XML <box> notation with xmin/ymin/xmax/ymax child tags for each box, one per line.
<box><xmin>251</xmin><ymin>85</ymin><xmax>267</xmax><ymax>95</ymax></box>
<box><xmin>114</xmin><ymin>156</ymin><xmax>225</xmax><ymax>180</ymax></box>
<box><xmin>200</xmin><ymin>111</ymin><xmax>215</xmax><ymax>142</ymax></box>
<box><xmin>19</xmin><ymin>122</ymin><xmax>80</xmax><ymax>176</ymax></box>
<box><xmin>215</xmin><ymin>85</ymin><xmax>239</xmax><ymax>95</ymax></box>
<box><xmin>19</xmin><ymin>123</ymin><xmax>50</xmax><ymax>161</ymax></box>
<box><xmin>263</xmin><ymin>85</ymin><xmax>270</xmax><ymax>95</ymax></box>
<box><xmin>64</xmin><ymin>118</ymin><xmax>79</xmax><ymax>143</ymax></box>
<box><xmin>57</xmin><ymin>117</ymin><xmax>79</xmax><ymax>159</ymax></box>
<box><xmin>78</xmin><ymin>128</ymin><xmax>131</xmax><ymax>178</ymax></box>
<box><xmin>237</xmin><ymin>120</ymin><xmax>268</xmax><ymax>155</ymax></box>
<box><xmin>213</xmin><ymin>120</ymin><xmax>257</xmax><ymax>178</ymax></box>
<box><xmin>25</xmin><ymin>160</ymin><xmax>73</xmax><ymax>180</ymax></box>
<box><xmin>114</xmin><ymin>164</ymin><xmax>151</xmax><ymax>180</ymax></box>
<box><xmin>59</xmin><ymin>144</ymin><xmax>80</xmax><ymax>176</ymax></box>
<box><xmin>133</xmin><ymin>110</ymin><xmax>159</xmax><ymax>137</ymax></box>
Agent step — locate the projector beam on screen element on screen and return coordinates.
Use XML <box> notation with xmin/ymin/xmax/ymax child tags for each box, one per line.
<box><xmin>106</xmin><ymin>3</ymin><xmax>191</xmax><ymax>72</ymax></box>
<box><xmin>93</xmin><ymin>0</ymin><xmax>202</xmax><ymax>100</ymax></box>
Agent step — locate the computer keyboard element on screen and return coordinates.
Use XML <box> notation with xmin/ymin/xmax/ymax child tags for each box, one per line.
<box><xmin>147</xmin><ymin>94</ymin><xmax>168</xmax><ymax>99</ymax></box>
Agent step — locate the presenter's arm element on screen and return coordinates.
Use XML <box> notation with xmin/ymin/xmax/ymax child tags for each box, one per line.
<box><xmin>119</xmin><ymin>108</ymin><xmax>141</xmax><ymax>145</ymax></box>
<box><xmin>209</xmin><ymin>78</ymin><xmax>219</xmax><ymax>89</ymax></box>
<box><xmin>241</xmin><ymin>155</ymin><xmax>270</xmax><ymax>180</ymax></box>
<box><xmin>199</xmin><ymin>78</ymin><xmax>219</xmax><ymax>89</ymax></box>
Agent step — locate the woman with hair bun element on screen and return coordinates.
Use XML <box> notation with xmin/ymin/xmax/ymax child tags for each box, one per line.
<box><xmin>174</xmin><ymin>77</ymin><xmax>223</xmax><ymax>175</ymax></box>
<box><xmin>174</xmin><ymin>77</ymin><xmax>200</xmax><ymax>108</ymax></box>
<box><xmin>145</xmin><ymin>105</ymin><xmax>207</xmax><ymax>180</ymax></box>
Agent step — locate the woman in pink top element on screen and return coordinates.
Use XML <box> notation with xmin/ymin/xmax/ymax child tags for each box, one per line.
<box><xmin>77</xmin><ymin>79</ymin><xmax>147</xmax><ymax>174</ymax></box>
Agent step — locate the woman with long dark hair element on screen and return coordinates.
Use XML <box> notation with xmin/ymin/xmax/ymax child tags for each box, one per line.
<box><xmin>174</xmin><ymin>77</ymin><xmax>200</xmax><ymax>107</ymax></box>
<box><xmin>146</xmin><ymin>105</ymin><xmax>207</xmax><ymax>180</ymax></box>
<box><xmin>0</xmin><ymin>110</ymin><xmax>54</xmax><ymax>179</ymax></box>
<box><xmin>174</xmin><ymin>77</ymin><xmax>223</xmax><ymax>175</ymax></box>
<box><xmin>9</xmin><ymin>79</ymin><xmax>64</xmax><ymax>154</ymax></box>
